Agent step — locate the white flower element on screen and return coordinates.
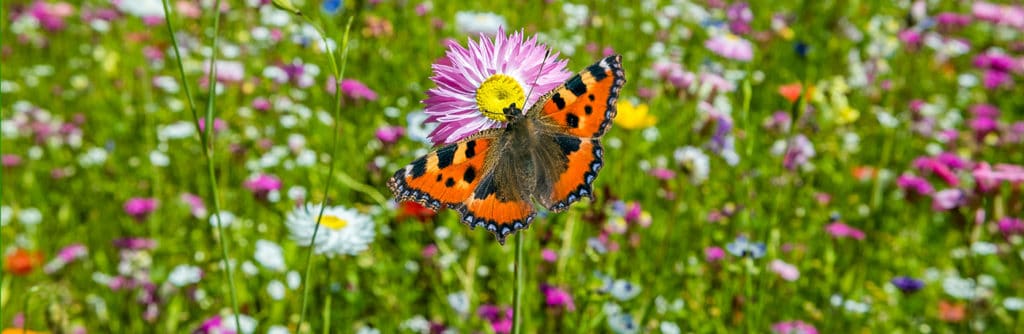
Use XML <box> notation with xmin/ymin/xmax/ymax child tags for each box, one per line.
<box><xmin>18</xmin><ymin>207</ymin><xmax>42</xmax><ymax>225</ymax></box>
<box><xmin>609</xmin><ymin>279</ymin><xmax>641</xmax><ymax>301</ymax></box>
<box><xmin>286</xmin><ymin>203</ymin><xmax>376</xmax><ymax>257</ymax></box>
<box><xmin>266</xmin><ymin>280</ymin><xmax>286</xmax><ymax>300</ymax></box>
<box><xmin>454</xmin><ymin>11</ymin><xmax>507</xmax><ymax>35</ymax></box>
<box><xmin>401</xmin><ymin>315</ymin><xmax>431</xmax><ymax>334</ymax></box>
<box><xmin>157</xmin><ymin>121</ymin><xmax>196</xmax><ymax>141</ymax></box>
<box><xmin>1004</xmin><ymin>297</ymin><xmax>1024</xmax><ymax>311</ymax></box>
<box><xmin>267</xmin><ymin>325</ymin><xmax>291</xmax><ymax>334</ymax></box>
<box><xmin>660</xmin><ymin>321</ymin><xmax>680</xmax><ymax>334</ymax></box>
<box><xmin>150</xmin><ymin>150</ymin><xmax>170</xmax><ymax>167</ymax></box>
<box><xmin>356</xmin><ymin>326</ymin><xmax>381</xmax><ymax>334</ymax></box>
<box><xmin>79</xmin><ymin>147</ymin><xmax>108</xmax><ymax>167</ymax></box>
<box><xmin>115</xmin><ymin>0</ymin><xmax>165</xmax><ymax>18</ymax></box>
<box><xmin>210</xmin><ymin>211</ymin><xmax>236</xmax><ymax>228</ymax></box>
<box><xmin>448</xmin><ymin>292</ymin><xmax>470</xmax><ymax>315</ymax></box>
<box><xmin>943</xmin><ymin>276</ymin><xmax>977</xmax><ymax>300</ymax></box>
<box><xmin>167</xmin><ymin>265</ymin><xmax>203</xmax><ymax>287</ymax></box>
<box><xmin>673</xmin><ymin>146</ymin><xmax>710</xmax><ymax>185</ymax></box>
<box><xmin>970</xmin><ymin>242</ymin><xmax>997</xmax><ymax>256</ymax></box>
<box><xmin>562</xmin><ymin>3</ymin><xmax>589</xmax><ymax>29</ymax></box>
<box><xmin>225</xmin><ymin>313</ymin><xmax>257</xmax><ymax>334</ymax></box>
<box><xmin>1</xmin><ymin>206</ymin><xmax>12</xmax><ymax>226</ymax></box>
<box><xmin>286</xmin><ymin>271</ymin><xmax>301</xmax><ymax>289</ymax></box>
<box><xmin>254</xmin><ymin>239</ymin><xmax>286</xmax><ymax>272</ymax></box>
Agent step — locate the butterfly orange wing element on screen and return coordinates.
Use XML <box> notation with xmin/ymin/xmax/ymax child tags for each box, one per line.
<box><xmin>388</xmin><ymin>132</ymin><xmax>497</xmax><ymax>210</ymax></box>
<box><xmin>534</xmin><ymin>55</ymin><xmax>625</xmax><ymax>138</ymax></box>
<box><xmin>533</xmin><ymin>55</ymin><xmax>624</xmax><ymax>211</ymax></box>
<box><xmin>388</xmin><ymin>130</ymin><xmax>534</xmax><ymax>244</ymax></box>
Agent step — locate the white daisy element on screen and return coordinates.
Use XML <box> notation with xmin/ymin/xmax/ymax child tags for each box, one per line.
<box><xmin>286</xmin><ymin>203</ymin><xmax>375</xmax><ymax>257</ymax></box>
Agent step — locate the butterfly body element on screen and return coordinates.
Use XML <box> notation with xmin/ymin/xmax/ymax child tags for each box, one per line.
<box><xmin>389</xmin><ymin>55</ymin><xmax>625</xmax><ymax>244</ymax></box>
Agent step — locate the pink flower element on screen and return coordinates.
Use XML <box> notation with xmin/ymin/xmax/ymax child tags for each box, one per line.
<box><xmin>705</xmin><ymin>246</ymin><xmax>726</xmax><ymax>262</ymax></box>
<box><xmin>772</xmin><ymin>320</ymin><xmax>818</xmax><ymax>334</ymax></box>
<box><xmin>329</xmin><ymin>78</ymin><xmax>379</xmax><ymax>101</ymax></box>
<box><xmin>375</xmin><ymin>126</ymin><xmax>404</xmax><ymax>144</ymax></box>
<box><xmin>769</xmin><ymin>259</ymin><xmax>800</xmax><ymax>281</ymax></box>
<box><xmin>997</xmin><ymin>217</ymin><xmax>1024</xmax><ymax>236</ymax></box>
<box><xmin>180</xmin><ymin>193</ymin><xmax>207</xmax><ymax>218</ymax></box>
<box><xmin>649</xmin><ymin>167</ymin><xmax>676</xmax><ymax>180</ymax></box>
<box><xmin>422</xmin><ymin>27</ymin><xmax>571</xmax><ymax>145</ymax></box>
<box><xmin>541</xmin><ymin>248</ymin><xmax>558</xmax><ymax>262</ymax></box>
<box><xmin>124</xmin><ymin>198</ymin><xmax>158</xmax><ymax>221</ymax></box>
<box><xmin>972</xmin><ymin>163</ymin><xmax>1024</xmax><ymax>186</ymax></box>
<box><xmin>243</xmin><ymin>174</ymin><xmax>282</xmax><ymax>199</ymax></box>
<box><xmin>43</xmin><ymin>243</ymin><xmax>88</xmax><ymax>274</ymax></box>
<box><xmin>198</xmin><ymin>118</ymin><xmax>227</xmax><ymax>133</ymax></box>
<box><xmin>932</xmin><ymin>189</ymin><xmax>965</xmax><ymax>211</ymax></box>
<box><xmin>204</xmin><ymin>60</ymin><xmax>245</xmax><ymax>83</ymax></box>
<box><xmin>540</xmin><ymin>284</ymin><xmax>575</xmax><ymax>311</ymax></box>
<box><xmin>705</xmin><ymin>34</ymin><xmax>754</xmax><ymax>61</ymax></box>
<box><xmin>422</xmin><ymin>244</ymin><xmax>438</xmax><ymax>258</ymax></box>
<box><xmin>29</xmin><ymin>1</ymin><xmax>75</xmax><ymax>31</ymax></box>
<box><xmin>825</xmin><ymin>222</ymin><xmax>865</xmax><ymax>240</ymax></box>
<box><xmin>897</xmin><ymin>174</ymin><xmax>934</xmax><ymax>196</ymax></box>
<box><xmin>2</xmin><ymin>154</ymin><xmax>23</xmax><ymax>167</ymax></box>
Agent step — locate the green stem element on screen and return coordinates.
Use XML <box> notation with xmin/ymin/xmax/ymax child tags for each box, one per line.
<box><xmin>298</xmin><ymin>16</ymin><xmax>354</xmax><ymax>332</ymax></box>
<box><xmin>512</xmin><ymin>230</ymin><xmax>526</xmax><ymax>334</ymax></box>
<box><xmin>160</xmin><ymin>0</ymin><xmax>240</xmax><ymax>330</ymax></box>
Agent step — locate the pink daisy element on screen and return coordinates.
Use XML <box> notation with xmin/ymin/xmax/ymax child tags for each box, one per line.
<box><xmin>422</xmin><ymin>28</ymin><xmax>571</xmax><ymax>145</ymax></box>
<box><xmin>705</xmin><ymin>33</ymin><xmax>754</xmax><ymax>61</ymax></box>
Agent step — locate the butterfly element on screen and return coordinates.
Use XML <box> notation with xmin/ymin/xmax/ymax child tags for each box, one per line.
<box><xmin>388</xmin><ymin>55</ymin><xmax>625</xmax><ymax>244</ymax></box>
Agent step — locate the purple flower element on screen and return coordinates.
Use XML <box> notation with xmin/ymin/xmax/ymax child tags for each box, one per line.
<box><xmin>478</xmin><ymin>305</ymin><xmax>514</xmax><ymax>334</ymax></box>
<box><xmin>726</xmin><ymin>236</ymin><xmax>766</xmax><ymax>259</ymax></box>
<box><xmin>726</xmin><ymin>2</ymin><xmax>753</xmax><ymax>34</ymax></box>
<box><xmin>43</xmin><ymin>243</ymin><xmax>88</xmax><ymax>274</ymax></box>
<box><xmin>970</xmin><ymin>104</ymin><xmax>1000</xmax><ymax>119</ymax></box>
<box><xmin>705</xmin><ymin>34</ymin><xmax>754</xmax><ymax>61</ymax></box>
<box><xmin>891</xmin><ymin>276</ymin><xmax>925</xmax><ymax>293</ymax></box>
<box><xmin>935</xmin><ymin>12</ymin><xmax>972</xmax><ymax>28</ymax></box>
<box><xmin>541</xmin><ymin>248</ymin><xmax>558</xmax><ymax>262</ymax></box>
<box><xmin>540</xmin><ymin>284</ymin><xmax>576</xmax><ymax>311</ymax></box>
<box><xmin>825</xmin><ymin>222</ymin><xmax>865</xmax><ymax>240</ymax></box>
<box><xmin>180</xmin><ymin>193</ymin><xmax>208</xmax><ymax>218</ymax></box>
<box><xmin>932</xmin><ymin>189</ymin><xmax>965</xmax><ymax>211</ymax></box>
<box><xmin>422</xmin><ymin>27</ymin><xmax>571</xmax><ymax>145</ymax></box>
<box><xmin>124</xmin><ymin>198</ymin><xmax>158</xmax><ymax>221</ymax></box>
<box><xmin>898</xmin><ymin>174</ymin><xmax>935</xmax><ymax>196</ymax></box>
<box><xmin>243</xmin><ymin>174</ymin><xmax>282</xmax><ymax>199</ymax></box>
<box><xmin>772</xmin><ymin>320</ymin><xmax>818</xmax><ymax>334</ymax></box>
<box><xmin>374</xmin><ymin>126</ymin><xmax>404</xmax><ymax>144</ymax></box>
<box><xmin>983</xmin><ymin>70</ymin><xmax>1012</xmax><ymax>89</ymax></box>
<box><xmin>113</xmin><ymin>237</ymin><xmax>157</xmax><ymax>250</ymax></box>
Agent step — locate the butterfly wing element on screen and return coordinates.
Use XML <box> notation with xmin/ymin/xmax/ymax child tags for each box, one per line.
<box><xmin>388</xmin><ymin>130</ymin><xmax>499</xmax><ymax>210</ymax></box>
<box><xmin>388</xmin><ymin>129</ymin><xmax>535</xmax><ymax>244</ymax></box>
<box><xmin>529</xmin><ymin>55</ymin><xmax>624</xmax><ymax>211</ymax></box>
<box><xmin>530</xmin><ymin>55</ymin><xmax>625</xmax><ymax>138</ymax></box>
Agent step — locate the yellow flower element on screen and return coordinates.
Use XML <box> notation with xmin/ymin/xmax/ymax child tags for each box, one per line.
<box><xmin>614</xmin><ymin>101</ymin><xmax>657</xmax><ymax>130</ymax></box>
<box><xmin>837</xmin><ymin>105</ymin><xmax>860</xmax><ymax>124</ymax></box>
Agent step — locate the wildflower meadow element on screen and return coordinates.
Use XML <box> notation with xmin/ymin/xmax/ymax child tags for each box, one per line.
<box><xmin>4</xmin><ymin>0</ymin><xmax>1024</xmax><ymax>333</ymax></box>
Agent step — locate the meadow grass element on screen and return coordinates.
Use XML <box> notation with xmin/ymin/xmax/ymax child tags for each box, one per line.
<box><xmin>2</xmin><ymin>0</ymin><xmax>1023</xmax><ymax>333</ymax></box>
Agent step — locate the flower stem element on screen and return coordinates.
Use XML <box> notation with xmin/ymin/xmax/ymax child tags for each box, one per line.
<box><xmin>512</xmin><ymin>230</ymin><xmax>526</xmax><ymax>334</ymax></box>
<box><xmin>160</xmin><ymin>0</ymin><xmax>240</xmax><ymax>331</ymax></box>
<box><xmin>297</xmin><ymin>15</ymin><xmax>354</xmax><ymax>333</ymax></box>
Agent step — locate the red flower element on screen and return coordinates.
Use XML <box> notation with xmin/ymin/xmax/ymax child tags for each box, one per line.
<box><xmin>397</xmin><ymin>201</ymin><xmax>436</xmax><ymax>222</ymax></box>
<box><xmin>4</xmin><ymin>249</ymin><xmax>43</xmax><ymax>276</ymax></box>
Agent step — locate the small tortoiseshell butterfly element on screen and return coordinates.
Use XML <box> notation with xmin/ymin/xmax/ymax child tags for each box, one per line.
<box><xmin>389</xmin><ymin>55</ymin><xmax>626</xmax><ymax>244</ymax></box>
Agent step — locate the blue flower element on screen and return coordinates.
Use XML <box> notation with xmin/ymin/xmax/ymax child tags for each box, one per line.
<box><xmin>322</xmin><ymin>0</ymin><xmax>342</xmax><ymax>14</ymax></box>
<box><xmin>891</xmin><ymin>276</ymin><xmax>925</xmax><ymax>293</ymax></box>
<box><xmin>725</xmin><ymin>236</ymin><xmax>766</xmax><ymax>259</ymax></box>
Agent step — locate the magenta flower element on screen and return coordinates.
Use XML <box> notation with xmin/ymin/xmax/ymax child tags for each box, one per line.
<box><xmin>180</xmin><ymin>193</ymin><xmax>208</xmax><ymax>218</ymax></box>
<box><xmin>897</xmin><ymin>174</ymin><xmax>934</xmax><ymax>196</ymax></box>
<box><xmin>705</xmin><ymin>33</ymin><xmax>754</xmax><ymax>61</ymax></box>
<box><xmin>825</xmin><ymin>222</ymin><xmax>865</xmax><ymax>240</ymax></box>
<box><xmin>540</xmin><ymin>284</ymin><xmax>576</xmax><ymax>311</ymax></box>
<box><xmin>113</xmin><ymin>237</ymin><xmax>156</xmax><ymax>250</ymax></box>
<box><xmin>649</xmin><ymin>167</ymin><xmax>676</xmax><ymax>180</ymax></box>
<box><xmin>772</xmin><ymin>320</ymin><xmax>818</xmax><ymax>334</ymax></box>
<box><xmin>705</xmin><ymin>246</ymin><xmax>726</xmax><ymax>262</ymax></box>
<box><xmin>973</xmin><ymin>163</ymin><xmax>1024</xmax><ymax>188</ymax></box>
<box><xmin>422</xmin><ymin>27</ymin><xmax>571</xmax><ymax>145</ymax></box>
<box><xmin>726</xmin><ymin>2</ymin><xmax>753</xmax><ymax>34</ymax></box>
<box><xmin>43</xmin><ymin>243</ymin><xmax>88</xmax><ymax>274</ymax></box>
<box><xmin>478</xmin><ymin>305</ymin><xmax>514</xmax><ymax>334</ymax></box>
<box><xmin>997</xmin><ymin>217</ymin><xmax>1024</xmax><ymax>236</ymax></box>
<box><xmin>2</xmin><ymin>154</ymin><xmax>22</xmax><ymax>167</ymax></box>
<box><xmin>29</xmin><ymin>1</ymin><xmax>75</xmax><ymax>31</ymax></box>
<box><xmin>769</xmin><ymin>259</ymin><xmax>800</xmax><ymax>281</ymax></box>
<box><xmin>374</xmin><ymin>126</ymin><xmax>404</xmax><ymax>144</ymax></box>
<box><xmin>198</xmin><ymin>118</ymin><xmax>227</xmax><ymax>133</ymax></box>
<box><xmin>124</xmin><ymin>198</ymin><xmax>158</xmax><ymax>221</ymax></box>
<box><xmin>244</xmin><ymin>174</ymin><xmax>282</xmax><ymax>199</ymax></box>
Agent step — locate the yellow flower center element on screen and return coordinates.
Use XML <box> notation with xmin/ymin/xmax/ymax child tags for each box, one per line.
<box><xmin>320</xmin><ymin>214</ymin><xmax>349</xmax><ymax>230</ymax></box>
<box><xmin>475</xmin><ymin>74</ymin><xmax>525</xmax><ymax>122</ymax></box>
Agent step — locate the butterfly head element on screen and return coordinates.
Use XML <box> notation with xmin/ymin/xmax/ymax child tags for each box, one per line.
<box><xmin>502</xmin><ymin>103</ymin><xmax>525</xmax><ymax>123</ymax></box>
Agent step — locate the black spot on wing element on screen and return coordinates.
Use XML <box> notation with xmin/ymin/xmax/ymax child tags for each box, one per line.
<box><xmin>463</xmin><ymin>166</ymin><xmax>476</xmax><ymax>183</ymax></box>
<box><xmin>552</xmin><ymin>93</ymin><xmax>566</xmax><ymax>110</ymax></box>
<box><xmin>588</xmin><ymin>94</ymin><xmax>595</xmax><ymax>101</ymax></box>
<box><xmin>587</xmin><ymin>64</ymin><xmax>608</xmax><ymax>81</ymax></box>
<box><xmin>410</xmin><ymin>157</ymin><xmax>427</xmax><ymax>178</ymax></box>
<box><xmin>464</xmin><ymin>140</ymin><xmax>477</xmax><ymax>158</ymax></box>
<box><xmin>436</xmin><ymin>174</ymin><xmax>442</xmax><ymax>182</ymax></box>
<box><xmin>436</xmin><ymin>145</ymin><xmax>456</xmax><ymax>169</ymax></box>
<box><xmin>566</xmin><ymin>75</ymin><xmax>587</xmax><ymax>97</ymax></box>
<box><xmin>473</xmin><ymin>175</ymin><xmax>498</xmax><ymax>199</ymax></box>
<box><xmin>554</xmin><ymin>136</ymin><xmax>582</xmax><ymax>156</ymax></box>
<box><xmin>566</xmin><ymin>113</ymin><xmax>580</xmax><ymax>128</ymax></box>
<box><xmin>445</xmin><ymin>177</ymin><xmax>455</xmax><ymax>187</ymax></box>
<box><xmin>584</xmin><ymin>105</ymin><xmax>593</xmax><ymax>115</ymax></box>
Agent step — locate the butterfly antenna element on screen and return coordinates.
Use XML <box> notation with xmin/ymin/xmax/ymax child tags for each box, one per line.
<box><xmin>523</xmin><ymin>49</ymin><xmax>552</xmax><ymax>111</ymax></box>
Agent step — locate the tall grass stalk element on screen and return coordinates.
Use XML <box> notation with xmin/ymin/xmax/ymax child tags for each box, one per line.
<box><xmin>512</xmin><ymin>230</ymin><xmax>526</xmax><ymax>334</ymax></box>
<box><xmin>159</xmin><ymin>0</ymin><xmax>241</xmax><ymax>330</ymax></box>
<box><xmin>296</xmin><ymin>15</ymin><xmax>355</xmax><ymax>332</ymax></box>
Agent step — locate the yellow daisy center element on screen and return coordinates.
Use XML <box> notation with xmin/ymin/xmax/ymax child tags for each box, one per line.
<box><xmin>475</xmin><ymin>74</ymin><xmax>525</xmax><ymax>122</ymax></box>
<box><xmin>320</xmin><ymin>214</ymin><xmax>349</xmax><ymax>230</ymax></box>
